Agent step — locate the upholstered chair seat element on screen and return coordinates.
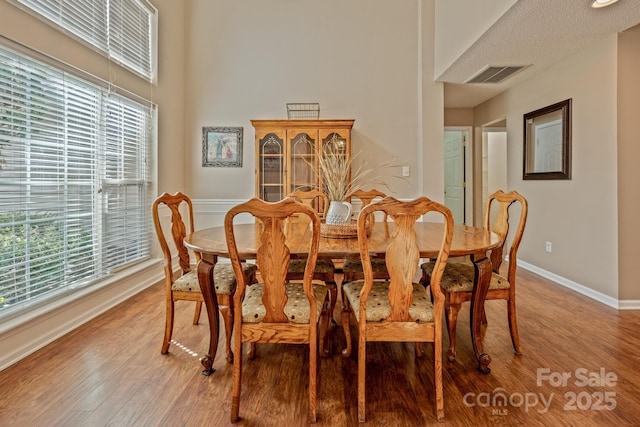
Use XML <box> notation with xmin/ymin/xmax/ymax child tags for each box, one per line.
<box><xmin>420</xmin><ymin>262</ymin><xmax>510</xmax><ymax>293</ymax></box>
<box><xmin>342</xmin><ymin>280</ymin><xmax>434</xmax><ymax>322</ymax></box>
<box><xmin>288</xmin><ymin>258</ymin><xmax>335</xmax><ymax>274</ymax></box>
<box><xmin>242</xmin><ymin>282</ymin><xmax>329</xmax><ymax>324</ymax></box>
<box><xmin>171</xmin><ymin>263</ymin><xmax>257</xmax><ymax>294</ymax></box>
<box><xmin>342</xmin><ymin>258</ymin><xmax>388</xmax><ymax>275</ymax></box>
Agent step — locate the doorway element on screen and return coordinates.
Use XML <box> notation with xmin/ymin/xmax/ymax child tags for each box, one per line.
<box><xmin>443</xmin><ymin>127</ymin><xmax>472</xmax><ymax>225</ymax></box>
<box><xmin>443</xmin><ymin>123</ymin><xmax>508</xmax><ymax>227</ymax></box>
<box><xmin>481</xmin><ymin>125</ymin><xmax>508</xmax><ymax>204</ymax></box>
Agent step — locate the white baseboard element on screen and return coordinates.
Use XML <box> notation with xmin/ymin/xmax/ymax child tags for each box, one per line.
<box><xmin>618</xmin><ymin>300</ymin><xmax>640</xmax><ymax>310</ymax></box>
<box><xmin>518</xmin><ymin>260</ymin><xmax>620</xmax><ymax>309</ymax></box>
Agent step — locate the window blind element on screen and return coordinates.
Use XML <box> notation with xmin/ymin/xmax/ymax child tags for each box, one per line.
<box><xmin>108</xmin><ymin>0</ymin><xmax>154</xmax><ymax>81</ymax></box>
<box><xmin>10</xmin><ymin>0</ymin><xmax>157</xmax><ymax>82</ymax></box>
<box><xmin>0</xmin><ymin>44</ymin><xmax>154</xmax><ymax>317</ymax></box>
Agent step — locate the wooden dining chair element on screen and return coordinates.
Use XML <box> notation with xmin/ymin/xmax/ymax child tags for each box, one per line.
<box><xmin>225</xmin><ymin>198</ymin><xmax>331</xmax><ymax>424</ymax></box>
<box><xmin>420</xmin><ymin>190</ymin><xmax>528</xmax><ymax>361</ymax></box>
<box><xmin>341</xmin><ymin>196</ymin><xmax>454</xmax><ymax>422</ymax></box>
<box><xmin>289</xmin><ymin>188</ymin><xmax>328</xmax><ymax>217</ymax></box>
<box><xmin>287</xmin><ymin>189</ymin><xmax>338</xmax><ymax>323</ymax></box>
<box><xmin>152</xmin><ymin>192</ymin><xmax>257</xmax><ymax>360</ymax></box>
<box><xmin>341</xmin><ymin>189</ymin><xmax>389</xmax><ymax>283</ymax></box>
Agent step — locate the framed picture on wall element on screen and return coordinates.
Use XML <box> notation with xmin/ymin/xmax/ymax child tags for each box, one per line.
<box><xmin>202</xmin><ymin>126</ymin><xmax>243</xmax><ymax>167</ymax></box>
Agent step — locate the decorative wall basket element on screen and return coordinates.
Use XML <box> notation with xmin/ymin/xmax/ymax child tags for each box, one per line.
<box><xmin>286</xmin><ymin>103</ymin><xmax>320</xmax><ymax>120</ymax></box>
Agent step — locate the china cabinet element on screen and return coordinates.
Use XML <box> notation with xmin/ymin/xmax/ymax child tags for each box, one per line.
<box><xmin>251</xmin><ymin>119</ymin><xmax>354</xmax><ymax>214</ymax></box>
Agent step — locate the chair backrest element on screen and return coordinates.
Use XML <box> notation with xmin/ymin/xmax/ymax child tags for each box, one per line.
<box><xmin>225</xmin><ymin>198</ymin><xmax>321</xmax><ymax>323</ymax></box>
<box><xmin>358</xmin><ymin>196</ymin><xmax>454</xmax><ymax>321</ymax></box>
<box><xmin>351</xmin><ymin>189</ymin><xmax>388</xmax><ymax>221</ymax></box>
<box><xmin>351</xmin><ymin>189</ymin><xmax>386</xmax><ymax>207</ymax></box>
<box><xmin>288</xmin><ymin>188</ymin><xmax>329</xmax><ymax>217</ymax></box>
<box><xmin>484</xmin><ymin>190</ymin><xmax>528</xmax><ymax>278</ymax></box>
<box><xmin>152</xmin><ymin>192</ymin><xmax>198</xmax><ymax>277</ymax></box>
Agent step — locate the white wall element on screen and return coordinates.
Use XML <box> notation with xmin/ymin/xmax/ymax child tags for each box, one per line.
<box><xmin>474</xmin><ymin>35</ymin><xmax>619</xmax><ymax>299</ymax></box>
<box><xmin>184</xmin><ymin>0</ymin><xmax>435</xmax><ymax>201</ymax></box>
<box><xmin>434</xmin><ymin>0</ymin><xmax>517</xmax><ymax>78</ymax></box>
<box><xmin>421</xmin><ymin>1</ymin><xmax>446</xmax><ymax>202</ymax></box>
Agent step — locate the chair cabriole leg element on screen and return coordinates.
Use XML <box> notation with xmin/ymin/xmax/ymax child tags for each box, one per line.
<box><xmin>221</xmin><ymin>304</ymin><xmax>234</xmax><ymax>363</ymax></box>
<box><xmin>507</xmin><ymin>297</ymin><xmax>521</xmax><ymax>354</ymax></box>
<box><xmin>161</xmin><ymin>298</ymin><xmax>174</xmax><ymax>354</ymax></box>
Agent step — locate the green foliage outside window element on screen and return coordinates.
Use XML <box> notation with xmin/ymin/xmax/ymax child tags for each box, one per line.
<box><xmin>0</xmin><ymin>212</ymin><xmax>92</xmax><ymax>310</ymax></box>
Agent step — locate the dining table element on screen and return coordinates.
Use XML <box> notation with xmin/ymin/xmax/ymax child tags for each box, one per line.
<box><xmin>184</xmin><ymin>219</ymin><xmax>501</xmax><ymax>375</ymax></box>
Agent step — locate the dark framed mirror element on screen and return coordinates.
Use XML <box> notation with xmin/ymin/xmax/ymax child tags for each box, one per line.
<box><xmin>523</xmin><ymin>99</ymin><xmax>572</xmax><ymax>180</ymax></box>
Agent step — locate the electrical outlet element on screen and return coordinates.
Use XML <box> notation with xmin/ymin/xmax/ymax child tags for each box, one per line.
<box><xmin>545</xmin><ymin>241</ymin><xmax>552</xmax><ymax>253</ymax></box>
<box><xmin>402</xmin><ymin>166</ymin><xmax>410</xmax><ymax>177</ymax></box>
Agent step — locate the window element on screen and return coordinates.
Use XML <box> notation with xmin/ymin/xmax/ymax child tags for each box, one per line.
<box><xmin>0</xmin><ymin>43</ymin><xmax>154</xmax><ymax>319</ymax></box>
<box><xmin>9</xmin><ymin>0</ymin><xmax>157</xmax><ymax>82</ymax></box>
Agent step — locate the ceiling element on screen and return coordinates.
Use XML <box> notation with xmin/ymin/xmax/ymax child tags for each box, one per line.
<box><xmin>440</xmin><ymin>0</ymin><xmax>640</xmax><ymax>108</ymax></box>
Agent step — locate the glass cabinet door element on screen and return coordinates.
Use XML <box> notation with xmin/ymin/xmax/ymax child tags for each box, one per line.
<box><xmin>319</xmin><ymin>131</ymin><xmax>350</xmax><ymax>196</ymax></box>
<box><xmin>321</xmin><ymin>131</ymin><xmax>348</xmax><ymax>153</ymax></box>
<box><xmin>258</xmin><ymin>133</ymin><xmax>284</xmax><ymax>202</ymax></box>
<box><xmin>288</xmin><ymin>130</ymin><xmax>317</xmax><ymax>194</ymax></box>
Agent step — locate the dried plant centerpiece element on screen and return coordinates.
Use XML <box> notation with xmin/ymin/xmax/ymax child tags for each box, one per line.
<box><xmin>318</xmin><ymin>136</ymin><xmax>394</xmax><ymax>225</ymax></box>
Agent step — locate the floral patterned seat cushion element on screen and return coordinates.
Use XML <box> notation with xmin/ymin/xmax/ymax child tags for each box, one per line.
<box><xmin>342</xmin><ymin>280</ymin><xmax>434</xmax><ymax>322</ymax></box>
<box><xmin>287</xmin><ymin>258</ymin><xmax>335</xmax><ymax>274</ymax></box>
<box><xmin>171</xmin><ymin>263</ymin><xmax>257</xmax><ymax>295</ymax></box>
<box><xmin>342</xmin><ymin>258</ymin><xmax>388</xmax><ymax>274</ymax></box>
<box><xmin>241</xmin><ymin>282</ymin><xmax>329</xmax><ymax>324</ymax></box>
<box><xmin>420</xmin><ymin>261</ymin><xmax>510</xmax><ymax>292</ymax></box>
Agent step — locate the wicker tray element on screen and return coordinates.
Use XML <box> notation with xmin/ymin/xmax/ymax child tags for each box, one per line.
<box><xmin>320</xmin><ymin>221</ymin><xmax>358</xmax><ymax>239</ymax></box>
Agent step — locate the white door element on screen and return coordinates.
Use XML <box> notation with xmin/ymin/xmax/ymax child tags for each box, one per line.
<box><xmin>444</xmin><ymin>131</ymin><xmax>465</xmax><ymax>224</ymax></box>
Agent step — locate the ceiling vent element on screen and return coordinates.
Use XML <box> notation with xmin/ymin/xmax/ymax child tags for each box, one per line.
<box><xmin>464</xmin><ymin>65</ymin><xmax>528</xmax><ymax>84</ymax></box>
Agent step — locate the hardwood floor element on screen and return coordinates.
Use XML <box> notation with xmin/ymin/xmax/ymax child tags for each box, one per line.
<box><xmin>1</xmin><ymin>266</ymin><xmax>640</xmax><ymax>426</ymax></box>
